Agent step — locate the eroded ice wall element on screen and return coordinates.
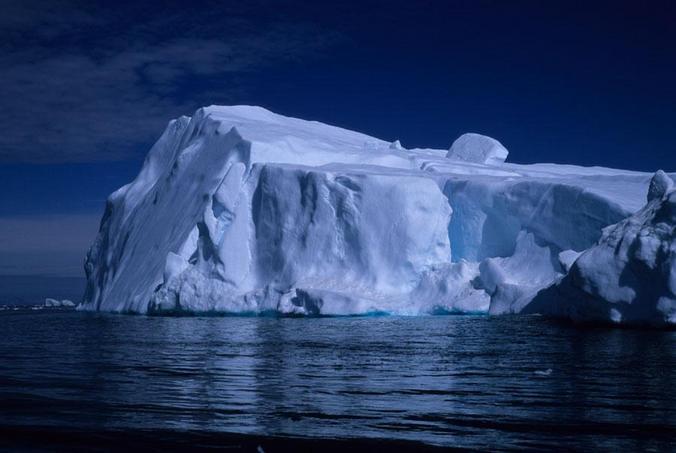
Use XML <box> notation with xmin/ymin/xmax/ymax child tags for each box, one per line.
<box><xmin>81</xmin><ymin>105</ymin><xmax>659</xmax><ymax>319</ymax></box>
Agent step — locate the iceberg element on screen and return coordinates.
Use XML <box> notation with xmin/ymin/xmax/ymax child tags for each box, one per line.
<box><xmin>80</xmin><ymin>105</ymin><xmax>674</xmax><ymax>325</ymax></box>
<box><xmin>45</xmin><ymin>298</ymin><xmax>76</xmax><ymax>308</ymax></box>
<box><xmin>524</xmin><ymin>171</ymin><xmax>676</xmax><ymax>326</ymax></box>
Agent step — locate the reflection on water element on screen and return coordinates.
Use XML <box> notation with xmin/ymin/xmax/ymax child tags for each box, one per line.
<box><xmin>1</xmin><ymin>312</ymin><xmax>676</xmax><ymax>450</ymax></box>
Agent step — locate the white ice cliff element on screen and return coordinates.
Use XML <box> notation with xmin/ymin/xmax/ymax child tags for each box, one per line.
<box><xmin>80</xmin><ymin>105</ymin><xmax>675</xmax><ymax>325</ymax></box>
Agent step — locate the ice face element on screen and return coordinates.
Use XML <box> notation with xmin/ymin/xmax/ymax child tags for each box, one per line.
<box><xmin>80</xmin><ymin>105</ymin><xmax>669</xmax><ymax>323</ymax></box>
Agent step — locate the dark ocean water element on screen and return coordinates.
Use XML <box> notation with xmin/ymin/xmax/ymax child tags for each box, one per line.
<box><xmin>1</xmin><ymin>311</ymin><xmax>675</xmax><ymax>452</ymax></box>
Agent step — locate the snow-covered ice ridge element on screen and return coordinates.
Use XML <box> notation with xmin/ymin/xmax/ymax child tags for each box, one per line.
<box><xmin>81</xmin><ymin>105</ymin><xmax>675</xmax><ymax>326</ymax></box>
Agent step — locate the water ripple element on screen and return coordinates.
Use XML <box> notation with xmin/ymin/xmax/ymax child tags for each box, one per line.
<box><xmin>1</xmin><ymin>312</ymin><xmax>676</xmax><ymax>450</ymax></box>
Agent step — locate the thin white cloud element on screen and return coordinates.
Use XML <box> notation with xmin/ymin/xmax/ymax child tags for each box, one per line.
<box><xmin>0</xmin><ymin>1</ymin><xmax>338</xmax><ymax>163</ymax></box>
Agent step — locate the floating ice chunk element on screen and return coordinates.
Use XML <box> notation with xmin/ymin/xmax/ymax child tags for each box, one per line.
<box><xmin>44</xmin><ymin>298</ymin><xmax>75</xmax><ymax>307</ymax></box>
<box><xmin>446</xmin><ymin>133</ymin><xmax>509</xmax><ymax>165</ymax></box>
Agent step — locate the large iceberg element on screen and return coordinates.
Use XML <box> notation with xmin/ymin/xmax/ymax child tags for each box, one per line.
<box><xmin>80</xmin><ymin>105</ymin><xmax>674</xmax><ymax>325</ymax></box>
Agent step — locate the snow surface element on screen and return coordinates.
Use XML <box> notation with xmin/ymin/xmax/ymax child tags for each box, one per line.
<box><xmin>80</xmin><ymin>105</ymin><xmax>674</xmax><ymax>325</ymax></box>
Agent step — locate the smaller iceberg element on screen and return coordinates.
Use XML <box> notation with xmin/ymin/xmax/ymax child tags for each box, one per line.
<box><xmin>526</xmin><ymin>171</ymin><xmax>676</xmax><ymax>326</ymax></box>
<box><xmin>45</xmin><ymin>298</ymin><xmax>76</xmax><ymax>308</ymax></box>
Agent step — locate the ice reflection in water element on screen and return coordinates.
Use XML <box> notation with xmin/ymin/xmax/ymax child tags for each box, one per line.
<box><xmin>1</xmin><ymin>312</ymin><xmax>675</xmax><ymax>450</ymax></box>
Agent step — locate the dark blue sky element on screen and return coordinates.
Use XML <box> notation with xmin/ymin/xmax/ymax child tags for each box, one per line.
<box><xmin>1</xmin><ymin>0</ymin><xmax>675</xmax><ymax>280</ymax></box>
